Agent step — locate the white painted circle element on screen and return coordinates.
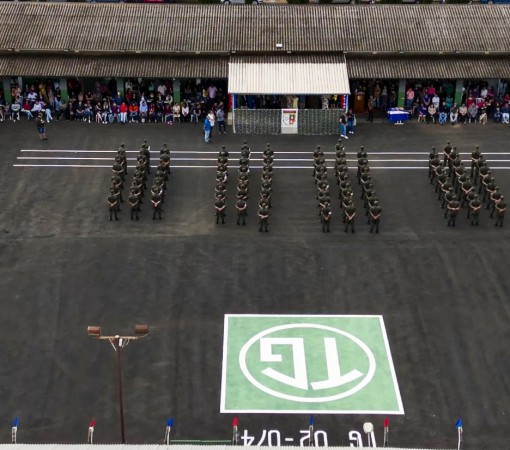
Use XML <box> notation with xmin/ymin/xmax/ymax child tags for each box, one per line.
<box><xmin>239</xmin><ymin>323</ymin><xmax>376</xmax><ymax>403</ymax></box>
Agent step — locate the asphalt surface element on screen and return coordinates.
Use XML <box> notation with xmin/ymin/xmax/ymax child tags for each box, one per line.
<box><xmin>0</xmin><ymin>118</ymin><xmax>509</xmax><ymax>448</ymax></box>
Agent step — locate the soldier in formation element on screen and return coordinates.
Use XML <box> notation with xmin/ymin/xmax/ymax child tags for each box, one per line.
<box><xmin>313</xmin><ymin>145</ymin><xmax>332</xmax><ymax>233</ymax></box>
<box><xmin>258</xmin><ymin>144</ymin><xmax>274</xmax><ymax>232</ymax></box>
<box><xmin>215</xmin><ymin>146</ymin><xmax>229</xmax><ymax>225</ymax></box>
<box><xmin>429</xmin><ymin>143</ymin><xmax>505</xmax><ymax>228</ymax></box>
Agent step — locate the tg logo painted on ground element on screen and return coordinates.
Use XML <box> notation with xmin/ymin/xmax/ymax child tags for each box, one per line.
<box><xmin>221</xmin><ymin>315</ymin><xmax>404</xmax><ymax>414</ymax></box>
<box><xmin>239</xmin><ymin>323</ymin><xmax>376</xmax><ymax>402</ymax></box>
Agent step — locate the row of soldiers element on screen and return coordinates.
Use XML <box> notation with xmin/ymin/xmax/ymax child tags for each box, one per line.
<box><xmin>314</xmin><ymin>142</ymin><xmax>382</xmax><ymax>233</ymax></box>
<box><xmin>429</xmin><ymin>142</ymin><xmax>506</xmax><ymax>227</ymax></box>
<box><xmin>357</xmin><ymin>146</ymin><xmax>383</xmax><ymax>233</ymax></box>
<box><xmin>334</xmin><ymin>143</ymin><xmax>357</xmax><ymax>232</ymax></box>
<box><xmin>313</xmin><ymin>146</ymin><xmax>332</xmax><ymax>232</ymax></box>
<box><xmin>258</xmin><ymin>144</ymin><xmax>274</xmax><ymax>232</ymax></box>
<box><xmin>214</xmin><ymin>142</ymin><xmax>273</xmax><ymax>231</ymax></box>
<box><xmin>108</xmin><ymin>144</ymin><xmax>128</xmax><ymax>221</ymax></box>
<box><xmin>214</xmin><ymin>146</ymin><xmax>229</xmax><ymax>224</ymax></box>
<box><xmin>107</xmin><ymin>141</ymin><xmax>171</xmax><ymax>221</ymax></box>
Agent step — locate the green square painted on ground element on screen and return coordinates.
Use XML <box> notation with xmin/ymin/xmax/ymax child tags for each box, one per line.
<box><xmin>221</xmin><ymin>314</ymin><xmax>404</xmax><ymax>414</ymax></box>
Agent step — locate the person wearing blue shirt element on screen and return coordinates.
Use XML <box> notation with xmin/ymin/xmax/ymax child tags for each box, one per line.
<box><xmin>203</xmin><ymin>117</ymin><xmax>212</xmax><ymax>143</ymax></box>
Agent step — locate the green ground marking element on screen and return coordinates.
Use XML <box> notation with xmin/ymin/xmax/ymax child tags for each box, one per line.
<box><xmin>220</xmin><ymin>314</ymin><xmax>404</xmax><ymax>414</ymax></box>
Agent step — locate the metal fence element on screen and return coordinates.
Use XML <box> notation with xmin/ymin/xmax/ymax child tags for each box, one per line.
<box><xmin>233</xmin><ymin>108</ymin><xmax>342</xmax><ymax>135</ymax></box>
<box><xmin>233</xmin><ymin>109</ymin><xmax>281</xmax><ymax>135</ymax></box>
<box><xmin>298</xmin><ymin>109</ymin><xmax>341</xmax><ymax>135</ymax></box>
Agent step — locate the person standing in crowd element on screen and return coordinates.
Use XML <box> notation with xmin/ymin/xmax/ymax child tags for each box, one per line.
<box><xmin>347</xmin><ymin>109</ymin><xmax>356</xmax><ymax>135</ymax></box>
<box><xmin>203</xmin><ymin>116</ymin><xmax>212</xmax><ymax>143</ymax></box>
<box><xmin>339</xmin><ymin>113</ymin><xmax>348</xmax><ymax>139</ymax></box>
<box><xmin>36</xmin><ymin>112</ymin><xmax>47</xmax><ymax>140</ymax></box>
<box><xmin>373</xmin><ymin>83</ymin><xmax>381</xmax><ymax>108</ymax></box>
<box><xmin>367</xmin><ymin>96</ymin><xmax>375</xmax><ymax>122</ymax></box>
<box><xmin>217</xmin><ymin>104</ymin><xmax>227</xmax><ymax>134</ymax></box>
<box><xmin>405</xmin><ymin>87</ymin><xmax>414</xmax><ymax>110</ymax></box>
<box><xmin>207</xmin><ymin>110</ymin><xmax>216</xmax><ymax>138</ymax></box>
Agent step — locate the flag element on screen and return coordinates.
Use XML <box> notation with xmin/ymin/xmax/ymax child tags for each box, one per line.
<box><xmin>233</xmin><ymin>417</ymin><xmax>238</xmax><ymax>427</ymax></box>
<box><xmin>89</xmin><ymin>419</ymin><xmax>95</xmax><ymax>428</ymax></box>
<box><xmin>309</xmin><ymin>415</ymin><xmax>314</xmax><ymax>426</ymax></box>
<box><xmin>455</xmin><ymin>418</ymin><xmax>463</xmax><ymax>429</ymax></box>
<box><xmin>167</xmin><ymin>418</ymin><xmax>174</xmax><ymax>427</ymax></box>
<box><xmin>13</xmin><ymin>418</ymin><xmax>19</xmax><ymax>428</ymax></box>
<box><xmin>384</xmin><ymin>418</ymin><xmax>389</xmax><ymax>428</ymax></box>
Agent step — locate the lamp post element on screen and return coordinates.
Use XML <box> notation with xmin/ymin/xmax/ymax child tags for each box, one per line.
<box><xmin>87</xmin><ymin>324</ymin><xmax>149</xmax><ymax>444</ymax></box>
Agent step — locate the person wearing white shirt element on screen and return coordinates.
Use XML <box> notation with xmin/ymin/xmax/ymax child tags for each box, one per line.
<box><xmin>31</xmin><ymin>100</ymin><xmax>42</xmax><ymax>114</ymax></box>
<box><xmin>181</xmin><ymin>103</ymin><xmax>189</xmax><ymax>122</ymax></box>
<box><xmin>432</xmin><ymin>95</ymin><xmax>440</xmax><ymax>109</ymax></box>
<box><xmin>157</xmin><ymin>83</ymin><xmax>167</xmax><ymax>97</ymax></box>
<box><xmin>207</xmin><ymin>85</ymin><xmax>217</xmax><ymax>100</ymax></box>
<box><xmin>27</xmin><ymin>91</ymin><xmax>37</xmax><ymax>103</ymax></box>
<box><xmin>207</xmin><ymin>110</ymin><xmax>215</xmax><ymax>137</ymax></box>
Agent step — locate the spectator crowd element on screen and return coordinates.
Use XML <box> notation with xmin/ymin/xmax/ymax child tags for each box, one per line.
<box><xmin>0</xmin><ymin>79</ymin><xmax>228</xmax><ymax>127</ymax></box>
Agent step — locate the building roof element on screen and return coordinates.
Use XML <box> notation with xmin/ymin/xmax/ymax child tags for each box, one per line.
<box><xmin>0</xmin><ymin>55</ymin><xmax>228</xmax><ymax>78</ymax></box>
<box><xmin>2</xmin><ymin>53</ymin><xmax>509</xmax><ymax>81</ymax></box>
<box><xmin>1</xmin><ymin>3</ymin><xmax>510</xmax><ymax>55</ymax></box>
<box><xmin>229</xmin><ymin>54</ymin><xmax>349</xmax><ymax>94</ymax></box>
<box><xmin>346</xmin><ymin>55</ymin><xmax>510</xmax><ymax>79</ymax></box>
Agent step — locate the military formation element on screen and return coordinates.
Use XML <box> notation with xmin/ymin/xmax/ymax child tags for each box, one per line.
<box><xmin>258</xmin><ymin>143</ymin><xmax>273</xmax><ymax>232</ymax></box>
<box><xmin>314</xmin><ymin>141</ymin><xmax>382</xmax><ymax>233</ymax></box>
<box><xmin>107</xmin><ymin>140</ymin><xmax>171</xmax><ymax>221</ymax></box>
<box><xmin>214</xmin><ymin>141</ymin><xmax>273</xmax><ymax>232</ymax></box>
<box><xmin>429</xmin><ymin>141</ymin><xmax>506</xmax><ymax>227</ymax></box>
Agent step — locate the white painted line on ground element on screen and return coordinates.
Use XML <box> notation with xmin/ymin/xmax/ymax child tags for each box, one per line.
<box><xmin>14</xmin><ymin>156</ymin><xmax>436</xmax><ymax>163</ymax></box>
<box><xmin>10</xmin><ymin>164</ymin><xmax>429</xmax><ymax>170</ymax></box>
<box><xmin>18</xmin><ymin>156</ymin><xmax>116</xmax><ymax>161</ymax></box>
<box><xmin>14</xmin><ymin>164</ymin><xmax>510</xmax><ymax>170</ymax></box>
<box><xmin>20</xmin><ymin>149</ymin><xmax>510</xmax><ymax>156</ymax></box>
<box><xmin>16</xmin><ymin>156</ymin><xmax>510</xmax><ymax>165</ymax></box>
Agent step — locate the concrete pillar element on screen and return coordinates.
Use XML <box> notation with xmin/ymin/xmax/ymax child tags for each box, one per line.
<box><xmin>117</xmin><ymin>78</ymin><xmax>124</xmax><ymax>98</ymax></box>
<box><xmin>59</xmin><ymin>78</ymin><xmax>69</xmax><ymax>101</ymax></box>
<box><xmin>3</xmin><ymin>78</ymin><xmax>11</xmax><ymax>103</ymax></box>
<box><xmin>454</xmin><ymin>79</ymin><xmax>464</xmax><ymax>106</ymax></box>
<box><xmin>173</xmin><ymin>79</ymin><xmax>181</xmax><ymax>103</ymax></box>
<box><xmin>398</xmin><ymin>79</ymin><xmax>406</xmax><ymax>108</ymax></box>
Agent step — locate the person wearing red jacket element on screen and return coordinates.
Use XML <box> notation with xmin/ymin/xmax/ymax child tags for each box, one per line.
<box><xmin>119</xmin><ymin>102</ymin><xmax>128</xmax><ymax>124</ymax></box>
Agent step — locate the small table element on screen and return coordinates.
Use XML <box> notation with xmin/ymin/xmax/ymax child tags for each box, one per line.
<box><xmin>387</xmin><ymin>109</ymin><xmax>411</xmax><ymax>125</ymax></box>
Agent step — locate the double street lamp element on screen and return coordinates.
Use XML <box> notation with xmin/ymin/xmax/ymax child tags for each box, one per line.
<box><xmin>87</xmin><ymin>324</ymin><xmax>149</xmax><ymax>444</ymax></box>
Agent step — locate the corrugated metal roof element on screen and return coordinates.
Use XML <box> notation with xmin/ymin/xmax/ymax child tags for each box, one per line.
<box><xmin>347</xmin><ymin>56</ymin><xmax>510</xmax><ymax>79</ymax></box>
<box><xmin>0</xmin><ymin>55</ymin><xmax>228</xmax><ymax>78</ymax></box>
<box><xmin>0</xmin><ymin>3</ymin><xmax>510</xmax><ymax>54</ymax></box>
<box><xmin>229</xmin><ymin>55</ymin><xmax>350</xmax><ymax>94</ymax></box>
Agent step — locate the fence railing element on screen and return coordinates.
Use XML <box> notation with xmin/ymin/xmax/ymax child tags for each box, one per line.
<box><xmin>233</xmin><ymin>108</ymin><xmax>342</xmax><ymax>135</ymax></box>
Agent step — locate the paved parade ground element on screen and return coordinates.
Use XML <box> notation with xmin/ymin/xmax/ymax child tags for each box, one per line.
<box><xmin>0</xmin><ymin>119</ymin><xmax>510</xmax><ymax>448</ymax></box>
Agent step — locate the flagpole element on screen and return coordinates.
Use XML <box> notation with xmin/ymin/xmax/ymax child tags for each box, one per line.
<box><xmin>383</xmin><ymin>418</ymin><xmax>389</xmax><ymax>447</ymax></box>
<box><xmin>12</xmin><ymin>418</ymin><xmax>19</xmax><ymax>444</ymax></box>
<box><xmin>88</xmin><ymin>419</ymin><xmax>95</xmax><ymax>444</ymax></box>
<box><xmin>232</xmin><ymin>417</ymin><xmax>239</xmax><ymax>445</ymax></box>
<box><xmin>455</xmin><ymin>418</ymin><xmax>463</xmax><ymax>450</ymax></box>
<box><xmin>165</xmin><ymin>418</ymin><xmax>173</xmax><ymax>445</ymax></box>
